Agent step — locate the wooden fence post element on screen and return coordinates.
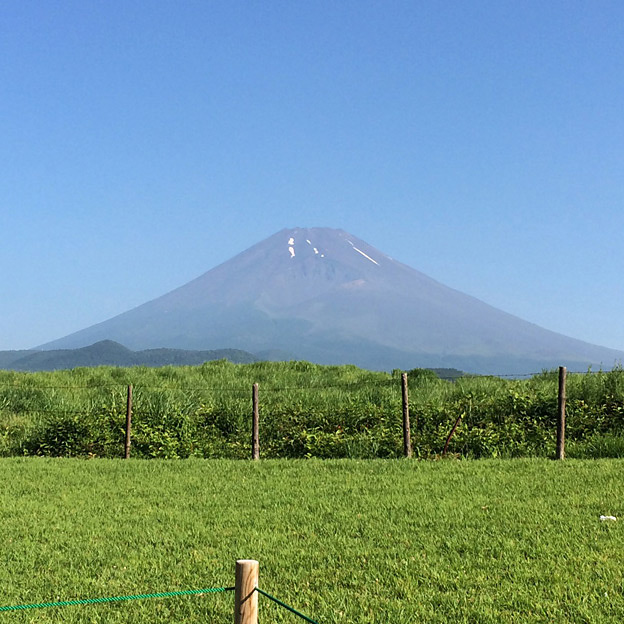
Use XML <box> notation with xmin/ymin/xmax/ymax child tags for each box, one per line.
<box><xmin>124</xmin><ymin>384</ymin><xmax>133</xmax><ymax>459</ymax></box>
<box><xmin>401</xmin><ymin>373</ymin><xmax>412</xmax><ymax>458</ymax></box>
<box><xmin>234</xmin><ymin>559</ymin><xmax>259</xmax><ymax>624</ymax></box>
<box><xmin>556</xmin><ymin>366</ymin><xmax>567</xmax><ymax>460</ymax></box>
<box><xmin>252</xmin><ymin>383</ymin><xmax>259</xmax><ymax>460</ymax></box>
<box><xmin>443</xmin><ymin>415</ymin><xmax>462</xmax><ymax>456</ymax></box>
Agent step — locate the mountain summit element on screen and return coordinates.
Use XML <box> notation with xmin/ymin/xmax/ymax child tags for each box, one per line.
<box><xmin>40</xmin><ymin>227</ymin><xmax>623</xmax><ymax>373</ymax></box>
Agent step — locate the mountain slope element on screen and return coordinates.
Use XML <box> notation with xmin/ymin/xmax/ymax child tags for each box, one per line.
<box><xmin>0</xmin><ymin>350</ymin><xmax>37</xmax><ymax>369</ymax></box>
<box><xmin>39</xmin><ymin>227</ymin><xmax>624</xmax><ymax>374</ymax></box>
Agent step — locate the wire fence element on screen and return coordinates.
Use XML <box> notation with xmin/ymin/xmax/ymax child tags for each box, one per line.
<box><xmin>1</xmin><ymin>367</ymin><xmax>623</xmax><ymax>460</ymax></box>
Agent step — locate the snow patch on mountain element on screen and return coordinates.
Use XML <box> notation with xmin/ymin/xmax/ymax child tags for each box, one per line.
<box><xmin>353</xmin><ymin>246</ymin><xmax>379</xmax><ymax>265</ymax></box>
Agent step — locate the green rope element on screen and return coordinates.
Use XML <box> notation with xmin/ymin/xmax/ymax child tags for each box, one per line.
<box><xmin>256</xmin><ymin>587</ymin><xmax>320</xmax><ymax>624</ymax></box>
<box><xmin>0</xmin><ymin>587</ymin><xmax>234</xmax><ymax>612</ymax></box>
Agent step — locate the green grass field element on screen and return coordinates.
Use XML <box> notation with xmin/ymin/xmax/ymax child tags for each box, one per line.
<box><xmin>1</xmin><ymin>458</ymin><xmax>623</xmax><ymax>623</ymax></box>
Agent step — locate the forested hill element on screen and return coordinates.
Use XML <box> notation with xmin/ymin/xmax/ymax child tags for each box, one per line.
<box><xmin>0</xmin><ymin>340</ymin><xmax>258</xmax><ymax>371</ymax></box>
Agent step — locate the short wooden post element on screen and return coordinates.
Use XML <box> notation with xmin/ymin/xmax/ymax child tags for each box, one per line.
<box><xmin>401</xmin><ymin>373</ymin><xmax>412</xmax><ymax>458</ymax></box>
<box><xmin>443</xmin><ymin>415</ymin><xmax>462</xmax><ymax>456</ymax></box>
<box><xmin>556</xmin><ymin>366</ymin><xmax>567</xmax><ymax>460</ymax></box>
<box><xmin>124</xmin><ymin>384</ymin><xmax>133</xmax><ymax>459</ymax></box>
<box><xmin>252</xmin><ymin>383</ymin><xmax>259</xmax><ymax>460</ymax></box>
<box><xmin>234</xmin><ymin>559</ymin><xmax>259</xmax><ymax>624</ymax></box>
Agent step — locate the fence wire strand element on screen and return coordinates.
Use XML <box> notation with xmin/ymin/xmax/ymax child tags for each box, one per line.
<box><xmin>256</xmin><ymin>587</ymin><xmax>320</xmax><ymax>624</ymax></box>
<box><xmin>0</xmin><ymin>587</ymin><xmax>234</xmax><ymax>612</ymax></box>
<box><xmin>1</xmin><ymin>368</ymin><xmax>621</xmax><ymax>395</ymax></box>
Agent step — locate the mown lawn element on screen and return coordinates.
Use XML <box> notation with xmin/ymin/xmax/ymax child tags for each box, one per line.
<box><xmin>0</xmin><ymin>458</ymin><xmax>622</xmax><ymax>623</ymax></box>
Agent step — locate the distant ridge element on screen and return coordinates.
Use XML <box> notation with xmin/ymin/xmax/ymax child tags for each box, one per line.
<box><xmin>1</xmin><ymin>340</ymin><xmax>258</xmax><ymax>372</ymax></box>
<box><xmin>38</xmin><ymin>227</ymin><xmax>624</xmax><ymax>374</ymax></box>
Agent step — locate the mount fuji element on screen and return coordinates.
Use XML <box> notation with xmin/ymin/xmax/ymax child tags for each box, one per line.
<box><xmin>39</xmin><ymin>227</ymin><xmax>623</xmax><ymax>374</ymax></box>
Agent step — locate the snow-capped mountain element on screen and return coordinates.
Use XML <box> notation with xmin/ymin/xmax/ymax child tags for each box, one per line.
<box><xmin>39</xmin><ymin>227</ymin><xmax>624</xmax><ymax>374</ymax></box>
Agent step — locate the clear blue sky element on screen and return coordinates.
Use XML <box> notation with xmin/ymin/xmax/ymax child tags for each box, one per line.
<box><xmin>1</xmin><ymin>1</ymin><xmax>623</xmax><ymax>352</ymax></box>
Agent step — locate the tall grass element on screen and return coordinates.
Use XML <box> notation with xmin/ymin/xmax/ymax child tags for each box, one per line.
<box><xmin>0</xmin><ymin>362</ymin><xmax>622</xmax><ymax>459</ymax></box>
